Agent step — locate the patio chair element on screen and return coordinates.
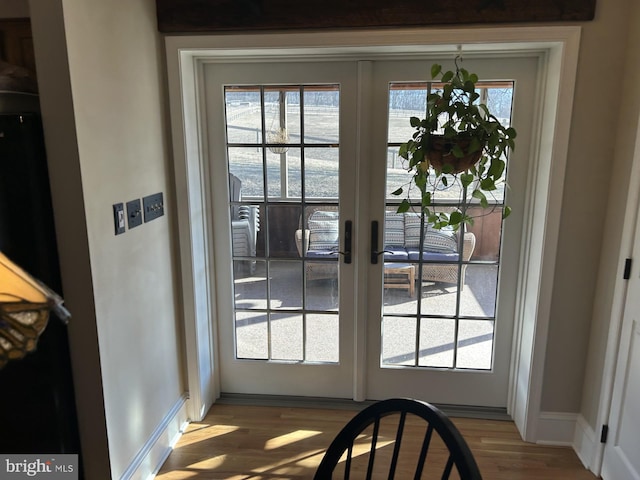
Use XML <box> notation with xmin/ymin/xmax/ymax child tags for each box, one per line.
<box><xmin>295</xmin><ymin>205</ymin><xmax>340</xmax><ymax>282</ymax></box>
<box><xmin>294</xmin><ymin>206</ymin><xmax>476</xmax><ymax>287</ymax></box>
<box><xmin>384</xmin><ymin>210</ymin><xmax>476</xmax><ymax>289</ymax></box>
<box><xmin>229</xmin><ymin>174</ymin><xmax>260</xmax><ymax>274</ymax></box>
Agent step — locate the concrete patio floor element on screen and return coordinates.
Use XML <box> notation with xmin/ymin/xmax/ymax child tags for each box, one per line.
<box><xmin>232</xmin><ymin>261</ymin><xmax>498</xmax><ymax>370</ymax></box>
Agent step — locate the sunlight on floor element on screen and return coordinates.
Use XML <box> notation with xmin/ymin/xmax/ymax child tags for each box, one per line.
<box><xmin>188</xmin><ymin>455</ymin><xmax>228</xmax><ymax>470</ymax></box>
<box><xmin>264</xmin><ymin>430</ymin><xmax>322</xmax><ymax>450</ymax></box>
<box><xmin>171</xmin><ymin>424</ymin><xmax>240</xmax><ymax>448</ymax></box>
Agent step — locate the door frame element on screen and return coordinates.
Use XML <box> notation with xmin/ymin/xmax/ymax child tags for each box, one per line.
<box><xmin>164</xmin><ymin>26</ymin><xmax>581</xmax><ymax>443</ymax></box>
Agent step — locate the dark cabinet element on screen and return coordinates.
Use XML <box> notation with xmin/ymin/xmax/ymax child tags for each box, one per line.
<box><xmin>0</xmin><ymin>110</ymin><xmax>81</xmax><ymax>457</ymax></box>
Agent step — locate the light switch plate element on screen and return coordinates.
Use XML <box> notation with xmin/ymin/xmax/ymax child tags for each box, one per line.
<box><xmin>126</xmin><ymin>199</ymin><xmax>143</xmax><ymax>229</ymax></box>
<box><xmin>143</xmin><ymin>192</ymin><xmax>164</xmax><ymax>223</ymax></box>
<box><xmin>113</xmin><ymin>203</ymin><xmax>125</xmax><ymax>235</ymax></box>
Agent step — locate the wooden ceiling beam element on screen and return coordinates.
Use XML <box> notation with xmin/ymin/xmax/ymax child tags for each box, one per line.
<box><xmin>156</xmin><ymin>0</ymin><xmax>596</xmax><ymax>34</ymax></box>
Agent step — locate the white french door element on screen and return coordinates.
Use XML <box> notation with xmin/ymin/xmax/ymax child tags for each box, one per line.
<box><xmin>205</xmin><ymin>61</ymin><xmax>360</xmax><ymax>398</ymax></box>
<box><xmin>601</xmin><ymin>174</ymin><xmax>640</xmax><ymax>479</ymax></box>
<box><xmin>365</xmin><ymin>58</ymin><xmax>536</xmax><ymax>406</ymax></box>
<box><xmin>204</xmin><ymin>55</ymin><xmax>537</xmax><ymax>406</ymax></box>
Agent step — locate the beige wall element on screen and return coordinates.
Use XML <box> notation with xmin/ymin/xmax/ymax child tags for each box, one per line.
<box><xmin>577</xmin><ymin>0</ymin><xmax>640</xmax><ymax>427</ymax></box>
<box><xmin>540</xmin><ymin>0</ymin><xmax>633</xmax><ymax>413</ymax></box>
<box><xmin>29</xmin><ymin>0</ymin><xmax>184</xmax><ymax>477</ymax></box>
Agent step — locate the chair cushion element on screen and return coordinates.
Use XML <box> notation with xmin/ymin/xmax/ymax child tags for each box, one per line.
<box><xmin>306</xmin><ymin>250</ymin><xmax>339</xmax><ymax>258</ymax></box>
<box><xmin>406</xmin><ymin>249</ymin><xmax>460</xmax><ymax>262</ymax></box>
<box><xmin>404</xmin><ymin>214</ymin><xmax>459</xmax><ymax>253</ymax></box>
<box><xmin>384</xmin><ymin>211</ymin><xmax>405</xmax><ymax>247</ymax></box>
<box><xmin>308</xmin><ymin>211</ymin><xmax>339</xmax><ymax>251</ymax></box>
<box><xmin>383</xmin><ymin>246</ymin><xmax>409</xmax><ymax>261</ymax></box>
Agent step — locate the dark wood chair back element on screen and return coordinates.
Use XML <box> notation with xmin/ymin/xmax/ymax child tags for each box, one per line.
<box><xmin>314</xmin><ymin>398</ymin><xmax>482</xmax><ymax>480</ymax></box>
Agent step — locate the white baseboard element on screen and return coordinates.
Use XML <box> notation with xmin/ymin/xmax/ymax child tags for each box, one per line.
<box><xmin>573</xmin><ymin>414</ymin><xmax>601</xmax><ymax>474</ymax></box>
<box><xmin>535</xmin><ymin>412</ymin><xmax>602</xmax><ymax>477</ymax></box>
<box><xmin>120</xmin><ymin>393</ymin><xmax>190</xmax><ymax>480</ymax></box>
<box><xmin>535</xmin><ymin>411</ymin><xmax>579</xmax><ymax>446</ymax></box>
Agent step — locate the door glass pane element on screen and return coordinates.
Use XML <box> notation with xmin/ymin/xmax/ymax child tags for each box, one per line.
<box><xmin>235</xmin><ymin>310</ymin><xmax>268</xmax><ymax>360</ymax></box>
<box><xmin>387</xmin><ymin>83</ymin><xmax>427</xmax><ymax>143</ymax></box>
<box><xmin>267</xmin><ymin>204</ymin><xmax>300</xmax><ymax>258</ymax></box>
<box><xmin>386</xmin><ymin>146</ymin><xmax>414</xmax><ymax>200</ymax></box>
<box><xmin>225</xmin><ymin>88</ymin><xmax>262</xmax><ymax>144</ymax></box>
<box><xmin>234</xmin><ymin>260</ymin><xmax>267</xmax><ymax>309</ymax></box>
<box><xmin>307</xmin><ymin>314</ymin><xmax>339</xmax><ymax>362</ymax></box>
<box><xmin>285</xmin><ymin>147</ymin><xmax>302</xmax><ymax>199</ymax></box>
<box><xmin>228</xmin><ymin>147</ymin><xmax>264</xmax><ymax>199</ymax></box>
<box><xmin>456</xmin><ymin>319</ymin><xmax>495</xmax><ymax>369</ymax></box>
<box><xmin>382</xmin><ymin>80</ymin><xmax>514</xmax><ymax>372</ymax></box>
<box><xmin>304</xmin><ymin>88</ymin><xmax>339</xmax><ymax>144</ymax></box>
<box><xmin>304</xmin><ymin>147</ymin><xmax>339</xmax><ymax>198</ymax></box>
<box><xmin>269</xmin><ymin>260</ymin><xmax>303</xmax><ymax>309</ymax></box>
<box><xmin>225</xmin><ymin>84</ymin><xmax>341</xmax><ymax>364</ymax></box>
<box><xmin>419</xmin><ymin>318</ymin><xmax>455</xmax><ymax>368</ymax></box>
<box><xmin>419</xmin><ymin>275</ymin><xmax>458</xmax><ymax>317</ymax></box>
<box><xmin>266</xmin><ymin>149</ymin><xmax>283</xmax><ymax>199</ymax></box>
<box><xmin>382</xmin><ymin>316</ymin><xmax>416</xmax><ymax>366</ymax></box>
<box><xmin>271</xmin><ymin>313</ymin><xmax>303</xmax><ymax>361</ymax></box>
<box><xmin>264</xmin><ymin>87</ymin><xmax>298</xmax><ymax>149</ymax></box>
<box><xmin>460</xmin><ymin>265</ymin><xmax>498</xmax><ymax>318</ymax></box>
<box><xmin>305</xmin><ymin>267</ymin><xmax>339</xmax><ymax>311</ymax></box>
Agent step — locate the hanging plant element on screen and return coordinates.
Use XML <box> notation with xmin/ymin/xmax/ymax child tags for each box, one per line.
<box><xmin>267</xmin><ymin>127</ymin><xmax>290</xmax><ymax>154</ymax></box>
<box><xmin>392</xmin><ymin>59</ymin><xmax>517</xmax><ymax>230</ymax></box>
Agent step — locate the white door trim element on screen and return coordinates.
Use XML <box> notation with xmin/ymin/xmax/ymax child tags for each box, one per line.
<box><xmin>507</xmin><ymin>30</ymin><xmax>581</xmax><ymax>442</ymax></box>
<box><xmin>165</xmin><ymin>47</ymin><xmax>219</xmax><ymax>421</ymax></box>
<box><xmin>164</xmin><ymin>26</ymin><xmax>581</xmax><ymax>435</ymax></box>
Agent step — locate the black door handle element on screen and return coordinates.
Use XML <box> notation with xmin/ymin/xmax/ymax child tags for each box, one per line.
<box><xmin>371</xmin><ymin>221</ymin><xmax>379</xmax><ymax>264</ymax></box>
<box><xmin>371</xmin><ymin>220</ymin><xmax>391</xmax><ymax>264</ymax></box>
<box><xmin>342</xmin><ymin>220</ymin><xmax>352</xmax><ymax>264</ymax></box>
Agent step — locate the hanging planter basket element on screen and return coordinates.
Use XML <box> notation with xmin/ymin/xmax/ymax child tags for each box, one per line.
<box><xmin>426</xmin><ymin>135</ymin><xmax>484</xmax><ymax>174</ymax></box>
<box><xmin>267</xmin><ymin>128</ymin><xmax>290</xmax><ymax>154</ymax></box>
<box><xmin>393</xmin><ymin>61</ymin><xmax>517</xmax><ymax>229</ymax></box>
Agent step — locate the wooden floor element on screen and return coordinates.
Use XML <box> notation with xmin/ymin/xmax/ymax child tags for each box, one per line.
<box><xmin>157</xmin><ymin>403</ymin><xmax>598</xmax><ymax>479</ymax></box>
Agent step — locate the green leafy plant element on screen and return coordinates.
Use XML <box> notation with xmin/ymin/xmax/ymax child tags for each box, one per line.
<box><xmin>393</xmin><ymin>60</ymin><xmax>517</xmax><ymax>230</ymax></box>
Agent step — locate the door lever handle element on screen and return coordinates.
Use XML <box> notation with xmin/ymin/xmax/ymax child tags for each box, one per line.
<box><xmin>342</xmin><ymin>220</ymin><xmax>352</xmax><ymax>264</ymax></box>
<box><xmin>370</xmin><ymin>220</ymin><xmax>392</xmax><ymax>264</ymax></box>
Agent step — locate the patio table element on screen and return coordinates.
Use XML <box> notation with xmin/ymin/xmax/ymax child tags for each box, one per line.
<box><xmin>383</xmin><ymin>263</ymin><xmax>415</xmax><ymax>296</ymax></box>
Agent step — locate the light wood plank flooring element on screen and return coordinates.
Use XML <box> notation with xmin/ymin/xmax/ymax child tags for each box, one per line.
<box><xmin>157</xmin><ymin>403</ymin><xmax>598</xmax><ymax>479</ymax></box>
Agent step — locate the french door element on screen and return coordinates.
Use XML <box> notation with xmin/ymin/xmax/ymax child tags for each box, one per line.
<box><xmin>206</xmin><ymin>61</ymin><xmax>360</xmax><ymax>398</ymax></box>
<box><xmin>601</xmin><ymin>173</ymin><xmax>640</xmax><ymax>480</ymax></box>
<box><xmin>365</xmin><ymin>58</ymin><xmax>535</xmax><ymax>406</ymax></box>
<box><xmin>204</xmin><ymin>55</ymin><xmax>537</xmax><ymax>406</ymax></box>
